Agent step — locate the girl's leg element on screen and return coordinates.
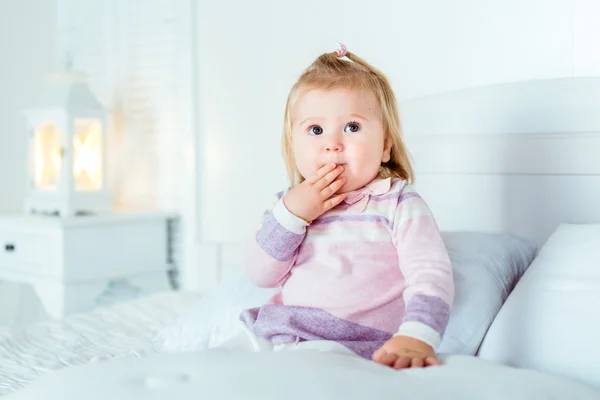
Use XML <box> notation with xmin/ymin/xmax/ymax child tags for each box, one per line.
<box><xmin>273</xmin><ymin>339</ymin><xmax>357</xmax><ymax>357</ymax></box>
<box><xmin>219</xmin><ymin>322</ymin><xmax>272</xmax><ymax>352</ymax></box>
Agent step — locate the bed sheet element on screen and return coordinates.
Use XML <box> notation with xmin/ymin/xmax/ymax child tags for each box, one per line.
<box><xmin>4</xmin><ymin>291</ymin><xmax>600</xmax><ymax>400</ymax></box>
<box><xmin>6</xmin><ymin>350</ymin><xmax>600</xmax><ymax>400</ymax></box>
<box><xmin>0</xmin><ymin>291</ymin><xmax>199</xmax><ymax>396</ymax></box>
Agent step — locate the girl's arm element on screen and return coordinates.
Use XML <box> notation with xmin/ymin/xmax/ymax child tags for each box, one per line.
<box><xmin>242</xmin><ymin>194</ymin><xmax>309</xmax><ymax>288</ymax></box>
<box><xmin>392</xmin><ymin>190</ymin><xmax>454</xmax><ymax>349</ymax></box>
<box><xmin>243</xmin><ymin>164</ymin><xmax>346</xmax><ymax>288</ymax></box>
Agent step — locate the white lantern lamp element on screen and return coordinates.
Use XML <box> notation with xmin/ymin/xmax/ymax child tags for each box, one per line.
<box><xmin>24</xmin><ymin>72</ymin><xmax>111</xmax><ymax>217</ymax></box>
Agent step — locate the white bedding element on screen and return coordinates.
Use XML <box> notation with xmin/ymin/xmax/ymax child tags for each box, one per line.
<box><xmin>2</xmin><ymin>227</ymin><xmax>598</xmax><ymax>399</ymax></box>
<box><xmin>3</xmin><ymin>290</ymin><xmax>599</xmax><ymax>400</ymax></box>
<box><xmin>0</xmin><ymin>231</ymin><xmax>540</xmax><ymax>397</ymax></box>
<box><xmin>0</xmin><ymin>291</ymin><xmax>199</xmax><ymax>396</ymax></box>
<box><xmin>6</xmin><ymin>350</ymin><xmax>600</xmax><ymax>400</ymax></box>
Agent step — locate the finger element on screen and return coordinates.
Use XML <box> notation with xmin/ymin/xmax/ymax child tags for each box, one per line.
<box><xmin>322</xmin><ymin>193</ymin><xmax>346</xmax><ymax>212</ymax></box>
<box><xmin>372</xmin><ymin>349</ymin><xmax>386</xmax><ymax>362</ymax></box>
<box><xmin>373</xmin><ymin>350</ymin><xmax>398</xmax><ymax>366</ymax></box>
<box><xmin>306</xmin><ymin>163</ymin><xmax>337</xmax><ymax>184</ymax></box>
<box><xmin>379</xmin><ymin>352</ymin><xmax>399</xmax><ymax>367</ymax></box>
<box><xmin>320</xmin><ymin>177</ymin><xmax>346</xmax><ymax>198</ymax></box>
<box><xmin>314</xmin><ymin>165</ymin><xmax>344</xmax><ymax>190</ymax></box>
<box><xmin>425</xmin><ymin>357</ymin><xmax>441</xmax><ymax>367</ymax></box>
<box><xmin>410</xmin><ymin>358</ymin><xmax>425</xmax><ymax>368</ymax></box>
<box><xmin>393</xmin><ymin>356</ymin><xmax>412</xmax><ymax>370</ymax></box>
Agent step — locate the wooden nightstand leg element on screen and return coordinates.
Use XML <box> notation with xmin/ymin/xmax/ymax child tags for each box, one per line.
<box><xmin>32</xmin><ymin>280</ymin><xmax>109</xmax><ymax>319</ymax></box>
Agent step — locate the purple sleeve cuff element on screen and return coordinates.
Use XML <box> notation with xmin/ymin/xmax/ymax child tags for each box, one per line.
<box><xmin>395</xmin><ymin>294</ymin><xmax>451</xmax><ymax>348</ymax></box>
<box><xmin>256</xmin><ymin>199</ymin><xmax>308</xmax><ymax>262</ymax></box>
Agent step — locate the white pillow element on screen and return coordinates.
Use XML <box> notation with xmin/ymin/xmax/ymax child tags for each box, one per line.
<box><xmin>478</xmin><ymin>223</ymin><xmax>600</xmax><ymax>389</ymax></box>
<box><xmin>437</xmin><ymin>232</ymin><xmax>537</xmax><ymax>355</ymax></box>
<box><xmin>155</xmin><ymin>232</ymin><xmax>537</xmax><ymax>356</ymax></box>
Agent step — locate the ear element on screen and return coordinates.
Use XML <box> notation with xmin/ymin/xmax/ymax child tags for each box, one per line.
<box><xmin>381</xmin><ymin>135</ymin><xmax>392</xmax><ymax>163</ymax></box>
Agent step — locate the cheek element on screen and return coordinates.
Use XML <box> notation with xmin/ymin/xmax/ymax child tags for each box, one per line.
<box><xmin>293</xmin><ymin>137</ymin><xmax>313</xmax><ymax>159</ymax></box>
<box><xmin>346</xmin><ymin>139</ymin><xmax>383</xmax><ymax>168</ymax></box>
<box><xmin>292</xmin><ymin>136</ymin><xmax>318</xmax><ymax>173</ymax></box>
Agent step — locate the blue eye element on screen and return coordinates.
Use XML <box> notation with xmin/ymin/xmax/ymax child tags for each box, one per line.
<box><xmin>344</xmin><ymin>122</ymin><xmax>360</xmax><ymax>133</ymax></box>
<box><xmin>309</xmin><ymin>125</ymin><xmax>323</xmax><ymax>135</ymax></box>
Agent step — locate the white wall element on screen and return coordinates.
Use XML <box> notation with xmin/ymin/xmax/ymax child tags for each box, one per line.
<box><xmin>194</xmin><ymin>0</ymin><xmax>600</xmax><ymax>244</ymax></box>
<box><xmin>0</xmin><ymin>0</ymin><xmax>191</xmax><ymax>214</ymax></box>
<box><xmin>0</xmin><ymin>0</ymin><xmax>57</xmax><ymax>212</ymax></box>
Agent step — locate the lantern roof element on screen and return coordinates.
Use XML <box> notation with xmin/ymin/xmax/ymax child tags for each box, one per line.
<box><xmin>26</xmin><ymin>72</ymin><xmax>105</xmax><ymax>113</ymax></box>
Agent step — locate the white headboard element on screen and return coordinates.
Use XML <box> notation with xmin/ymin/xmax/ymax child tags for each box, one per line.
<box><xmin>194</xmin><ymin>77</ymin><xmax>600</xmax><ymax>288</ymax></box>
<box><xmin>401</xmin><ymin>77</ymin><xmax>600</xmax><ymax>245</ymax></box>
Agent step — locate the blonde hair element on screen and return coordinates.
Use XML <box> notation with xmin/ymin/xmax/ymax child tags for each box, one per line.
<box><xmin>282</xmin><ymin>50</ymin><xmax>414</xmax><ymax>186</ymax></box>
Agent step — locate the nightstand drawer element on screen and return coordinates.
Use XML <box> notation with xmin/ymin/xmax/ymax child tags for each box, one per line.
<box><xmin>0</xmin><ymin>230</ymin><xmax>57</xmax><ymax>272</ymax></box>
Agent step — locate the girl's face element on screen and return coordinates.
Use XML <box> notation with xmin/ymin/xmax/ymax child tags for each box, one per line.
<box><xmin>291</xmin><ymin>87</ymin><xmax>392</xmax><ymax>193</ymax></box>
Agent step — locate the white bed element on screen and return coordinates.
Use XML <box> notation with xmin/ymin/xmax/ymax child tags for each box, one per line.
<box><xmin>2</xmin><ymin>77</ymin><xmax>600</xmax><ymax>399</ymax></box>
<box><xmin>0</xmin><ymin>230</ymin><xmax>537</xmax><ymax>397</ymax></box>
<box><xmin>0</xmin><ymin>291</ymin><xmax>200</xmax><ymax>395</ymax></box>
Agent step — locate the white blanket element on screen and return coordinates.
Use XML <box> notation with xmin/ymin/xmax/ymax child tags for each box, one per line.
<box><xmin>5</xmin><ymin>350</ymin><xmax>599</xmax><ymax>400</ymax></box>
<box><xmin>0</xmin><ymin>292</ymin><xmax>199</xmax><ymax>396</ymax></box>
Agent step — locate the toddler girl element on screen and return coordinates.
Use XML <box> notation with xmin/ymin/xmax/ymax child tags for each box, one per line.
<box><xmin>238</xmin><ymin>43</ymin><xmax>454</xmax><ymax>370</ymax></box>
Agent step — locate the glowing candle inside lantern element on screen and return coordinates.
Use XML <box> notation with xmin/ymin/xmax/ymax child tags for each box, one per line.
<box><xmin>33</xmin><ymin>124</ymin><xmax>62</xmax><ymax>190</ymax></box>
<box><xmin>73</xmin><ymin>119</ymin><xmax>103</xmax><ymax>191</ymax></box>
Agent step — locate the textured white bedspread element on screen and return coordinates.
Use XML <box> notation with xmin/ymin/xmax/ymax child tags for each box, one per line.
<box><xmin>5</xmin><ymin>350</ymin><xmax>600</xmax><ymax>400</ymax></box>
<box><xmin>3</xmin><ymin>291</ymin><xmax>600</xmax><ymax>400</ymax></box>
<box><xmin>0</xmin><ymin>291</ymin><xmax>199</xmax><ymax>396</ymax></box>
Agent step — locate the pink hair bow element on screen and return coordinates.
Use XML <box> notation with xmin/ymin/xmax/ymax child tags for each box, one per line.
<box><xmin>336</xmin><ymin>42</ymin><xmax>348</xmax><ymax>58</ymax></box>
<box><xmin>343</xmin><ymin>178</ymin><xmax>392</xmax><ymax>213</ymax></box>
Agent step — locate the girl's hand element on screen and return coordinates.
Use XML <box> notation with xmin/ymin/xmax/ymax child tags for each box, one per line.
<box><xmin>283</xmin><ymin>163</ymin><xmax>347</xmax><ymax>223</ymax></box>
<box><xmin>372</xmin><ymin>336</ymin><xmax>441</xmax><ymax>370</ymax></box>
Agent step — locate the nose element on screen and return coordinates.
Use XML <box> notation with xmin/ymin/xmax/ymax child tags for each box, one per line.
<box><xmin>324</xmin><ymin>135</ymin><xmax>344</xmax><ymax>152</ymax></box>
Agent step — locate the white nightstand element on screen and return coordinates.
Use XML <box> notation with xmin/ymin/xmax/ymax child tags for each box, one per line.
<box><xmin>0</xmin><ymin>212</ymin><xmax>177</xmax><ymax>319</ymax></box>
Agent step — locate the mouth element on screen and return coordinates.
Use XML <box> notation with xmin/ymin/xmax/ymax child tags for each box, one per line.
<box><xmin>319</xmin><ymin>162</ymin><xmax>346</xmax><ymax>170</ymax></box>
